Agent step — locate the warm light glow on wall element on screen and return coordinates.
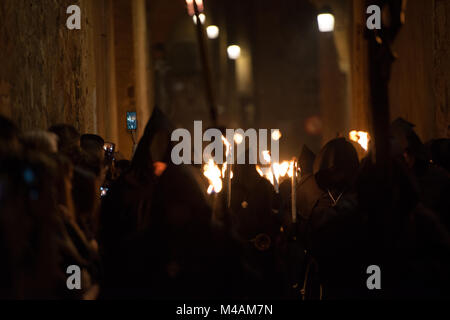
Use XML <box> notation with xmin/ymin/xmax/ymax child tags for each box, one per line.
<box><xmin>317</xmin><ymin>13</ymin><xmax>335</xmax><ymax>32</ymax></box>
<box><xmin>227</xmin><ymin>45</ymin><xmax>241</xmax><ymax>60</ymax></box>
<box><xmin>206</xmin><ymin>25</ymin><xmax>220</xmax><ymax>39</ymax></box>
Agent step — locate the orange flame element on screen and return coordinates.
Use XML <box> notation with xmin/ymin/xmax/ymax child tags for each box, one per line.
<box><xmin>203</xmin><ymin>159</ymin><xmax>222</xmax><ymax>194</ymax></box>
<box><xmin>257</xmin><ymin>153</ymin><xmax>297</xmax><ymax>187</ymax></box>
<box><xmin>349</xmin><ymin>130</ymin><xmax>370</xmax><ymax>151</ymax></box>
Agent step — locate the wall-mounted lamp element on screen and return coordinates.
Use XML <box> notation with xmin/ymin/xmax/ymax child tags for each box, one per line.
<box><xmin>206</xmin><ymin>25</ymin><xmax>220</xmax><ymax>39</ymax></box>
<box><xmin>317</xmin><ymin>6</ymin><xmax>335</xmax><ymax>32</ymax></box>
<box><xmin>227</xmin><ymin>45</ymin><xmax>241</xmax><ymax>60</ymax></box>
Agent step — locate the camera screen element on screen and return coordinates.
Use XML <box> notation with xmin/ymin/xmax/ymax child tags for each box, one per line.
<box><xmin>127</xmin><ymin>112</ymin><xmax>137</xmax><ymax>131</ymax></box>
<box><xmin>100</xmin><ymin>187</ymin><xmax>109</xmax><ymax>197</ymax></box>
<box><xmin>103</xmin><ymin>142</ymin><xmax>115</xmax><ymax>153</ymax></box>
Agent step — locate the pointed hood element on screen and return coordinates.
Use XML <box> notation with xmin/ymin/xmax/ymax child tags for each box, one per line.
<box><xmin>313</xmin><ymin>138</ymin><xmax>359</xmax><ymax>191</ymax></box>
<box><xmin>298</xmin><ymin>145</ymin><xmax>316</xmax><ymax>176</ymax></box>
<box><xmin>130</xmin><ymin>107</ymin><xmax>175</xmax><ymax>181</ymax></box>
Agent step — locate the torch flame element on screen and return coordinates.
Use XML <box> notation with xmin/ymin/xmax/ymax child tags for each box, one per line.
<box><xmin>256</xmin><ymin>166</ymin><xmax>274</xmax><ymax>186</ymax></box>
<box><xmin>349</xmin><ymin>130</ymin><xmax>370</xmax><ymax>151</ymax></box>
<box><xmin>256</xmin><ymin>166</ymin><xmax>264</xmax><ymax>177</ymax></box>
<box><xmin>257</xmin><ymin>156</ymin><xmax>298</xmax><ymax>187</ymax></box>
<box><xmin>271</xmin><ymin>130</ymin><xmax>282</xmax><ymax>141</ymax></box>
<box><xmin>262</xmin><ymin>150</ymin><xmax>271</xmax><ymax>164</ymax></box>
<box><xmin>287</xmin><ymin>160</ymin><xmax>296</xmax><ymax>178</ymax></box>
<box><xmin>222</xmin><ymin>162</ymin><xmax>233</xmax><ymax>179</ymax></box>
<box><xmin>234</xmin><ymin>133</ymin><xmax>244</xmax><ymax>145</ymax></box>
<box><xmin>203</xmin><ymin>153</ymin><xmax>233</xmax><ymax>195</ymax></box>
<box><xmin>273</xmin><ymin>161</ymin><xmax>290</xmax><ymax>178</ymax></box>
<box><xmin>203</xmin><ymin>159</ymin><xmax>223</xmax><ymax>194</ymax></box>
<box><xmin>222</xmin><ymin>135</ymin><xmax>232</xmax><ymax>158</ymax></box>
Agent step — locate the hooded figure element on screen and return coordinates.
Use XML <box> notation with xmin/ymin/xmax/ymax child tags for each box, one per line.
<box><xmin>229</xmin><ymin>159</ymin><xmax>283</xmax><ymax>298</ymax></box>
<box><xmin>391</xmin><ymin>118</ymin><xmax>450</xmax><ymax>232</ymax></box>
<box><xmin>231</xmin><ymin>162</ymin><xmax>277</xmax><ymax>240</ymax></box>
<box><xmin>391</xmin><ymin>118</ymin><xmax>427</xmax><ymax>171</ymax></box>
<box><xmin>356</xmin><ymin>134</ymin><xmax>450</xmax><ymax>299</ymax></box>
<box><xmin>298</xmin><ymin>145</ymin><xmax>316</xmax><ymax>176</ymax></box>
<box><xmin>100</xmin><ymin>108</ymin><xmax>244</xmax><ymax>299</ymax></box>
<box><xmin>313</xmin><ymin>138</ymin><xmax>359</xmax><ymax>193</ymax></box>
<box><xmin>100</xmin><ymin>107</ymin><xmax>174</xmax><ymax>248</ymax></box>
<box><xmin>296</xmin><ymin>138</ymin><xmax>367</xmax><ymax>299</ymax></box>
<box><xmin>98</xmin><ymin>112</ymin><xmax>159</xmax><ymax>298</ymax></box>
<box><xmin>137</xmin><ymin>106</ymin><xmax>174</xmax><ymax>164</ymax></box>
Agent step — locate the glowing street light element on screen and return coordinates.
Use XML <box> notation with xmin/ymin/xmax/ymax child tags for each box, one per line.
<box><xmin>194</xmin><ymin>0</ymin><xmax>204</xmax><ymax>12</ymax></box>
<box><xmin>227</xmin><ymin>45</ymin><xmax>241</xmax><ymax>60</ymax></box>
<box><xmin>206</xmin><ymin>25</ymin><xmax>220</xmax><ymax>39</ymax></box>
<box><xmin>193</xmin><ymin>13</ymin><xmax>206</xmax><ymax>25</ymax></box>
<box><xmin>186</xmin><ymin>0</ymin><xmax>204</xmax><ymax>16</ymax></box>
<box><xmin>317</xmin><ymin>7</ymin><xmax>335</xmax><ymax>32</ymax></box>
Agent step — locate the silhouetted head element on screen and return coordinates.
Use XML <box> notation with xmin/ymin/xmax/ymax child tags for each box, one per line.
<box><xmin>48</xmin><ymin>124</ymin><xmax>80</xmax><ymax>153</ymax></box>
<box><xmin>76</xmin><ymin>150</ymin><xmax>105</xmax><ymax>179</ymax></box>
<box><xmin>391</xmin><ymin>117</ymin><xmax>427</xmax><ymax>171</ymax></box>
<box><xmin>81</xmin><ymin>134</ymin><xmax>105</xmax><ymax>160</ymax></box>
<box><xmin>313</xmin><ymin>138</ymin><xmax>359</xmax><ymax>191</ymax></box>
<box><xmin>131</xmin><ymin>107</ymin><xmax>173</xmax><ymax>181</ymax></box>
<box><xmin>21</xmin><ymin>130</ymin><xmax>58</xmax><ymax>154</ymax></box>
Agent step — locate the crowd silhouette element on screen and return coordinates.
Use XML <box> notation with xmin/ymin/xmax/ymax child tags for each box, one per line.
<box><xmin>0</xmin><ymin>110</ymin><xmax>449</xmax><ymax>300</ymax></box>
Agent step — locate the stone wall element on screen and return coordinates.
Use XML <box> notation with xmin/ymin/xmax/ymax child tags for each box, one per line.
<box><xmin>389</xmin><ymin>0</ymin><xmax>450</xmax><ymax>140</ymax></box>
<box><xmin>0</xmin><ymin>0</ymin><xmax>98</xmax><ymax>133</ymax></box>
<box><xmin>348</xmin><ymin>0</ymin><xmax>450</xmax><ymax>141</ymax></box>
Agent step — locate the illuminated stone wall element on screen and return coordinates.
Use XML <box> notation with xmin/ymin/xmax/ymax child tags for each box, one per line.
<box><xmin>389</xmin><ymin>0</ymin><xmax>450</xmax><ymax>140</ymax></box>
<box><xmin>0</xmin><ymin>0</ymin><xmax>95</xmax><ymax>133</ymax></box>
